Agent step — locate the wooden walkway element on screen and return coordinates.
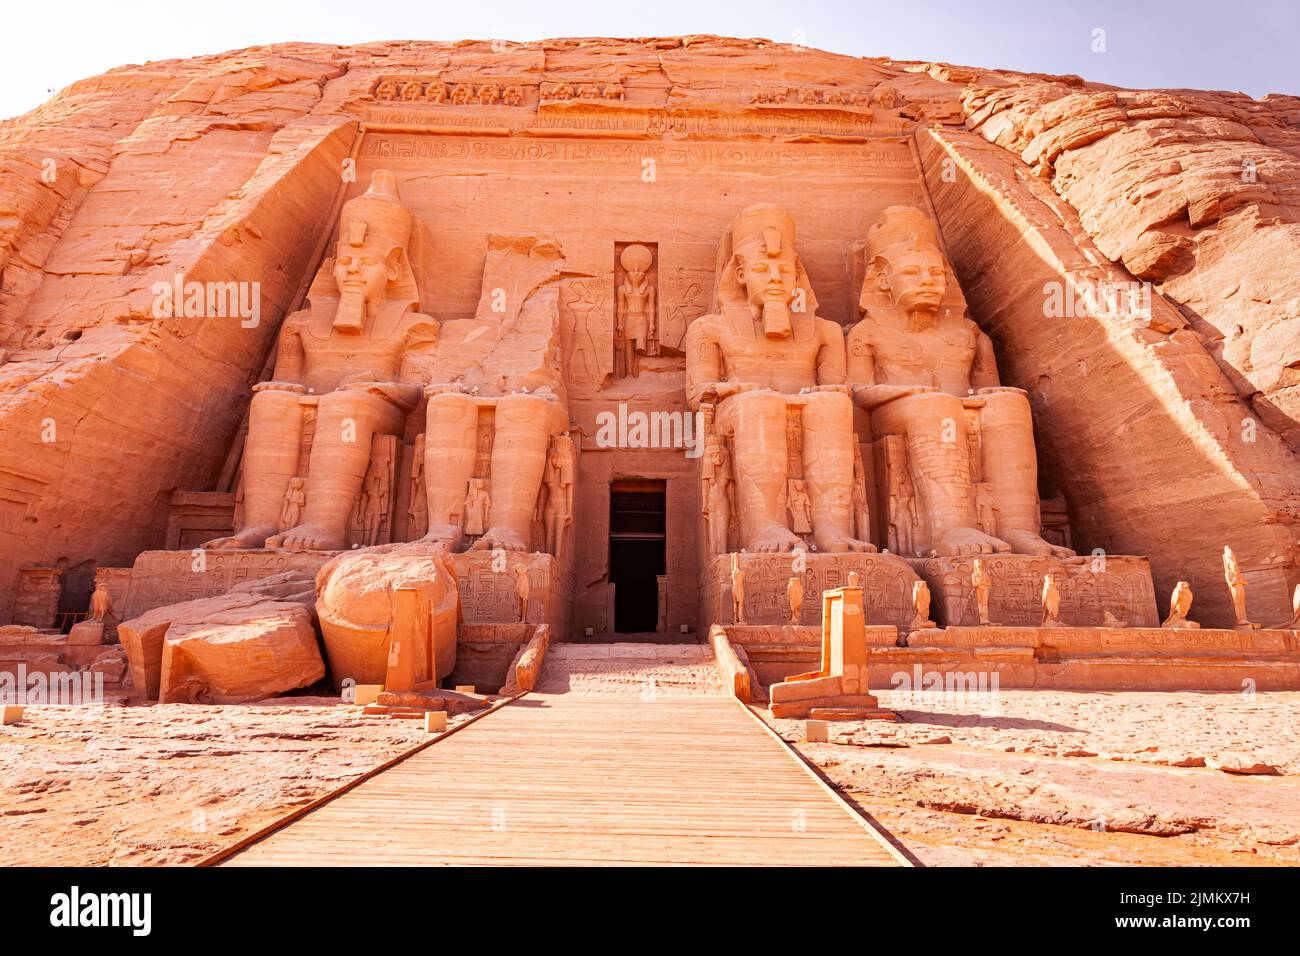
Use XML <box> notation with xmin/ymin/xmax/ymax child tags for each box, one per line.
<box><xmin>220</xmin><ymin>695</ymin><xmax>907</xmax><ymax>866</ymax></box>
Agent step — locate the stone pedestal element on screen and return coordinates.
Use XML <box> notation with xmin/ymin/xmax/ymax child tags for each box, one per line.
<box><xmin>912</xmin><ymin>554</ymin><xmax>1158</xmax><ymax>628</ymax></box>
<box><xmin>121</xmin><ymin>550</ymin><xmax>334</xmax><ymax>621</ymax></box>
<box><xmin>769</xmin><ymin>586</ymin><xmax>896</xmax><ymax>719</ymax></box>
<box><xmin>703</xmin><ymin>552</ymin><xmax>920</xmax><ymax>630</ymax></box>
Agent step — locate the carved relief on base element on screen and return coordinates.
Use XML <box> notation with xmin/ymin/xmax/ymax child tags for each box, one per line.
<box><xmin>703</xmin><ymin>552</ymin><xmax>919</xmax><ymax>629</ymax></box>
<box><xmin>914</xmin><ymin>554</ymin><xmax>1159</xmax><ymax>628</ymax></box>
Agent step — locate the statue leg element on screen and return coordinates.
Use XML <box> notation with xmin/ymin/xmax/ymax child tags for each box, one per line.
<box><xmin>269</xmin><ymin>389</ymin><xmax>404</xmax><ymax>551</ymax></box>
<box><xmin>203</xmin><ymin>387</ymin><xmax>302</xmax><ymax>549</ymax></box>
<box><xmin>872</xmin><ymin>392</ymin><xmax>1009</xmax><ymax>556</ymax></box>
<box><xmin>979</xmin><ymin>390</ymin><xmax>1074</xmax><ymax>557</ymax></box>
<box><xmin>716</xmin><ymin>390</ymin><xmax>801</xmax><ymax>553</ymax></box>
<box><xmin>474</xmin><ymin>394</ymin><xmax>566</xmax><ymax>552</ymax></box>
<box><xmin>423</xmin><ymin>391</ymin><xmax>480</xmax><ymax>550</ymax></box>
<box><xmin>800</xmin><ymin>390</ymin><xmax>873</xmax><ymax>553</ymax></box>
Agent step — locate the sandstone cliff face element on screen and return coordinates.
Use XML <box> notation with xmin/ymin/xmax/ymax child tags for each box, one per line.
<box><xmin>0</xmin><ymin>36</ymin><xmax>1296</xmax><ymax>627</ymax></box>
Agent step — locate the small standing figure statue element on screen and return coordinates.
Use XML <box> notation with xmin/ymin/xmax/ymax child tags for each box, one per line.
<box><xmin>787</xmin><ymin>478</ymin><xmax>814</xmax><ymax>536</ymax></box>
<box><xmin>88</xmin><ymin>582</ymin><xmax>114</xmax><ymax>623</ymax></box>
<box><xmin>786</xmin><ymin>575</ymin><xmax>804</xmax><ymax>625</ymax></box>
<box><xmin>701</xmin><ymin>438</ymin><xmax>733</xmax><ymax>556</ymax></box>
<box><xmin>1041</xmin><ymin>572</ymin><xmax>1063</xmax><ymax>627</ymax></box>
<box><xmin>358</xmin><ymin>465</ymin><xmax>388</xmax><ymax>547</ymax></box>
<box><xmin>910</xmin><ymin>579</ymin><xmax>935</xmax><ymax>630</ymax></box>
<box><xmin>514</xmin><ymin>564</ymin><xmax>530</xmax><ymax>623</ymax></box>
<box><xmin>971</xmin><ymin>557</ymin><xmax>994</xmax><ymax>626</ymax></box>
<box><xmin>1223</xmin><ymin>546</ymin><xmax>1258</xmax><ymax>629</ymax></box>
<box><xmin>1162</xmin><ymin>580</ymin><xmax>1199</xmax><ymax>629</ymax></box>
<box><xmin>408</xmin><ymin>436</ymin><xmax>428</xmax><ymax>540</ymax></box>
<box><xmin>541</xmin><ymin>435</ymin><xmax>575</xmax><ymax>558</ymax></box>
<box><xmin>616</xmin><ymin>244</ymin><xmax>656</xmax><ymax>377</ymax></box>
<box><xmin>730</xmin><ymin>552</ymin><xmax>747</xmax><ymax>625</ymax></box>
<box><xmin>463</xmin><ymin>477</ymin><xmax>491</xmax><ymax>539</ymax></box>
<box><xmin>851</xmin><ymin>445</ymin><xmax>874</xmax><ymax>548</ymax></box>
<box><xmin>280</xmin><ymin>476</ymin><xmax>306</xmax><ymax>531</ymax></box>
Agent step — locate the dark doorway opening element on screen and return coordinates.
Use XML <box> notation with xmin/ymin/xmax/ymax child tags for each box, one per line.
<box><xmin>609</xmin><ymin>479</ymin><xmax>666</xmax><ymax>635</ymax></box>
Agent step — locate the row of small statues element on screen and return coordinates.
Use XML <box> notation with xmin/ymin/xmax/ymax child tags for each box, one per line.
<box><xmin>750</xmin><ymin>87</ymin><xmax>870</xmax><ymax>106</ymax></box>
<box><xmin>374</xmin><ymin>79</ymin><xmax>529</xmax><ymax>106</ymax></box>
<box><xmin>726</xmin><ymin>546</ymin><xmax>1267</xmax><ymax>630</ymax></box>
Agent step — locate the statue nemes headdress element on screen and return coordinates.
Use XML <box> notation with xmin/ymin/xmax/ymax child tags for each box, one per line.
<box><xmin>713</xmin><ymin>203</ymin><xmax>818</xmax><ymax>338</ymax></box>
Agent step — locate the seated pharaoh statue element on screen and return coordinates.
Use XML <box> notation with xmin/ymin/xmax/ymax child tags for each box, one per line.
<box><xmin>847</xmin><ymin>205</ymin><xmax>1073</xmax><ymax>558</ymax></box>
<box><xmin>204</xmin><ymin>170</ymin><xmax>438</xmax><ymax>552</ymax></box>
<box><xmin>685</xmin><ymin>204</ymin><xmax>872</xmax><ymax>554</ymax></box>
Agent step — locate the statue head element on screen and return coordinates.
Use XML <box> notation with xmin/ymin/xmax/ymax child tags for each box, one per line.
<box><xmin>331</xmin><ymin>170</ymin><xmax>414</xmax><ymax>333</ymax></box>
<box><xmin>716</xmin><ymin>204</ymin><xmax>815</xmax><ymax>339</ymax></box>
<box><xmin>862</xmin><ymin>205</ymin><xmax>948</xmax><ymax>328</ymax></box>
<box><xmin>619</xmin><ymin>243</ymin><xmax>653</xmax><ymax>280</ymax></box>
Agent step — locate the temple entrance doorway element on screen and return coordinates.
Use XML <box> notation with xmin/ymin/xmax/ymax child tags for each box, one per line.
<box><xmin>609</xmin><ymin>479</ymin><xmax>666</xmax><ymax>636</ymax></box>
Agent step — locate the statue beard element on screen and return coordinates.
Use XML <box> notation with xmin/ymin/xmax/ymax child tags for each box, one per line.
<box><xmin>760</xmin><ymin>299</ymin><xmax>792</xmax><ymax>339</ymax></box>
<box><xmin>906</xmin><ymin>303</ymin><xmax>940</xmax><ymax>332</ymax></box>
<box><xmin>334</xmin><ymin>288</ymin><xmax>369</xmax><ymax>333</ymax></box>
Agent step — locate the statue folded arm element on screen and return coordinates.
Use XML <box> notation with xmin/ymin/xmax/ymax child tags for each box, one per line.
<box><xmin>684</xmin><ymin>316</ymin><xmax>722</xmax><ymax>410</ymax></box>
<box><xmin>268</xmin><ymin>317</ymin><xmax>306</xmax><ymax>385</ymax></box>
<box><xmin>971</xmin><ymin>329</ymin><xmax>1002</xmax><ymax>391</ymax></box>
<box><xmin>845</xmin><ymin>323</ymin><xmax>936</xmax><ymax>410</ymax></box>
<box><xmin>813</xmin><ymin>318</ymin><xmax>848</xmax><ymax>388</ymax></box>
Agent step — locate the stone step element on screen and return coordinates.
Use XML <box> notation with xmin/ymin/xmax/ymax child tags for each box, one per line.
<box><xmin>536</xmin><ymin>642</ymin><xmax>724</xmax><ymax>697</ymax></box>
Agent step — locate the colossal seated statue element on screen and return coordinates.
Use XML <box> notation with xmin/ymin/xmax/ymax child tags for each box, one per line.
<box><xmin>847</xmin><ymin>206</ymin><xmax>1073</xmax><ymax>559</ymax></box>
<box><xmin>685</xmin><ymin>204</ymin><xmax>872</xmax><ymax>554</ymax></box>
<box><xmin>204</xmin><ymin>171</ymin><xmax>437</xmax><ymax>552</ymax></box>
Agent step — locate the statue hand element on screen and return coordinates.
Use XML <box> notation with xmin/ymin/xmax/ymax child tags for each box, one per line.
<box><xmin>253</xmin><ymin>380</ymin><xmax>307</xmax><ymax>394</ymax></box>
<box><xmin>851</xmin><ymin>383</ymin><xmax>937</xmax><ymax>410</ymax></box>
<box><xmin>716</xmin><ymin>382</ymin><xmax>759</xmax><ymax>400</ymax></box>
<box><xmin>802</xmin><ymin>384</ymin><xmax>850</xmax><ymax>396</ymax></box>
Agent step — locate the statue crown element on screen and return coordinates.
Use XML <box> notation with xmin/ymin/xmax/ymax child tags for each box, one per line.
<box><xmin>863</xmin><ymin>205</ymin><xmax>941</xmax><ymax>264</ymax></box>
<box><xmin>339</xmin><ymin>170</ymin><xmax>413</xmax><ymax>255</ymax></box>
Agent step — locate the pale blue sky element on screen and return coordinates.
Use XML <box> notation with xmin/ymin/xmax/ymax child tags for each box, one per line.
<box><xmin>4</xmin><ymin>0</ymin><xmax>1296</xmax><ymax>120</ymax></box>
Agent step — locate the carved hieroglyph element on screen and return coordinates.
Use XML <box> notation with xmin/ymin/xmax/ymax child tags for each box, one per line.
<box><xmin>848</xmin><ymin>205</ymin><xmax>1073</xmax><ymax>560</ymax></box>
<box><xmin>204</xmin><ymin>171</ymin><xmax>436</xmax><ymax>552</ymax></box>
<box><xmin>685</xmin><ymin>204</ymin><xmax>873</xmax><ymax>554</ymax></box>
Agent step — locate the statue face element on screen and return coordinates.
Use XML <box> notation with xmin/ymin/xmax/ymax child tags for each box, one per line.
<box><xmin>879</xmin><ymin>246</ymin><xmax>946</xmax><ymax>317</ymax></box>
<box><xmin>736</xmin><ymin>245</ymin><xmax>797</xmax><ymax>311</ymax></box>
<box><xmin>333</xmin><ymin>242</ymin><xmax>397</xmax><ymax>308</ymax></box>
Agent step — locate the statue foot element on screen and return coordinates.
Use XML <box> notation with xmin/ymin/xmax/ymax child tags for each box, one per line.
<box><xmin>814</xmin><ymin>530</ymin><xmax>878</xmax><ymax>554</ymax></box>
<box><xmin>748</xmin><ymin>525</ymin><xmax>804</xmax><ymax>553</ymax></box>
<box><xmin>201</xmin><ymin>525</ymin><xmax>277</xmax><ymax>550</ymax></box>
<box><xmin>1001</xmin><ymin>530</ymin><xmax>1076</xmax><ymax>559</ymax></box>
<box><xmin>935</xmin><ymin>527</ymin><xmax>1012</xmax><ymax>557</ymax></box>
<box><xmin>472</xmin><ymin>526</ymin><xmax>529</xmax><ymax>551</ymax></box>
<box><xmin>265</xmin><ymin>524</ymin><xmax>347</xmax><ymax>551</ymax></box>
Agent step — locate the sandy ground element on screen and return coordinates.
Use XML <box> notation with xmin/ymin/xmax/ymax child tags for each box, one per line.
<box><xmin>765</xmin><ymin>688</ymin><xmax>1300</xmax><ymax>866</ymax></box>
<box><xmin>5</xmin><ymin>686</ymin><xmax>1299</xmax><ymax>866</ymax></box>
<box><xmin>0</xmin><ymin>697</ymin><xmax>469</xmax><ymax>865</ymax></box>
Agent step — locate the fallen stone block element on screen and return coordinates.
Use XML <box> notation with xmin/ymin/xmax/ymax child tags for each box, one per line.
<box><xmin>118</xmin><ymin>592</ymin><xmax>324</xmax><ymax>703</ymax></box>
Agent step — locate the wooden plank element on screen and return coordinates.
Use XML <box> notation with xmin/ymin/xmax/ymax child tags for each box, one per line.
<box><xmin>221</xmin><ymin>695</ymin><xmax>905</xmax><ymax>867</ymax></box>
